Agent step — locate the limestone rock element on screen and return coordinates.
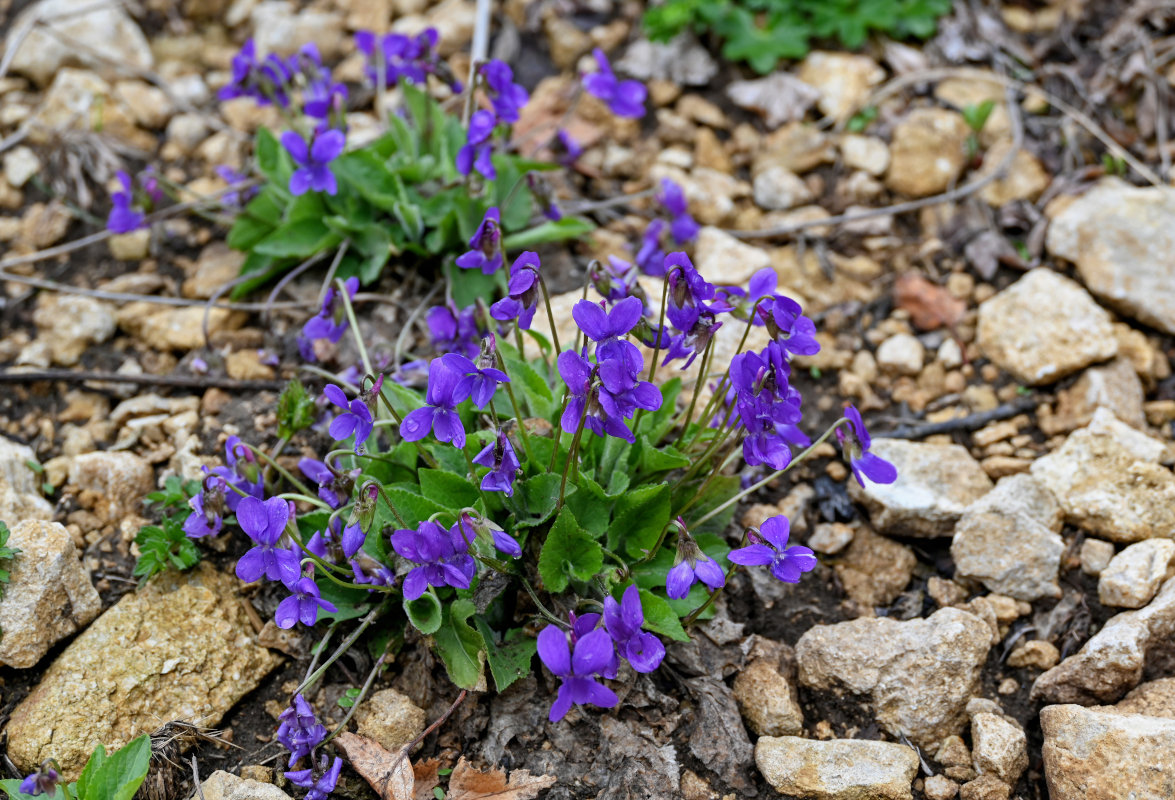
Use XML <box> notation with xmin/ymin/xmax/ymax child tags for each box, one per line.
<box><xmin>693</xmin><ymin>226</ymin><xmax>770</xmax><ymax>286</ymax></box>
<box><xmin>30</xmin><ymin>69</ymin><xmax>154</xmax><ymax>151</ymax></box>
<box><xmin>732</xmin><ymin>658</ymin><xmax>804</xmax><ymax>736</ymax></box>
<box><xmin>970</xmin><ymin>712</ymin><xmax>1027</xmax><ymax>784</ymax></box>
<box><xmin>755</xmin><ymin>736</ymin><xmax>918</xmax><ymax>800</ymax></box>
<box><xmin>840</xmin><ymin>134</ymin><xmax>889</xmax><ymax>176</ymax></box>
<box><xmin>753</xmin><ymin>166</ymin><xmax>813</xmax><ymax>211</ymax></box>
<box><xmin>1048</xmin><ymin>357</ymin><xmax>1146</xmax><ymax>434</ymax></box>
<box><xmin>68</xmin><ymin>451</ymin><xmax>153</xmax><ymax>523</ymax></box>
<box><xmin>1080</xmin><ymin>539</ymin><xmax>1116</xmax><ymax>576</ymax></box>
<box><xmin>808</xmin><ymin>522</ymin><xmax>855</xmax><ymax>555</ymax></box>
<box><xmin>6</xmin><ymin>565</ymin><xmax>282</xmax><ymax>777</ymax></box>
<box><xmin>118</xmin><ymin>305</ymin><xmax>248</xmax><ymax>351</ymax></box>
<box><xmin>354</xmin><ymin>688</ymin><xmax>426</xmax><ymax>752</ymax></box>
<box><xmin>0</xmin><ymin>436</ymin><xmax>53</xmax><ymax>522</ymax></box>
<box><xmin>797</xmin><ymin>52</ymin><xmax>886</xmax><ymax>122</ymax></box>
<box><xmin>834</xmin><ymin>526</ymin><xmax>915</xmax><ymax>608</ymax></box>
<box><xmin>951</xmin><ymin>475</ymin><xmax>1065</xmax><ymax>601</ymax></box>
<box><xmin>924</xmin><ymin>775</ymin><xmax>960</xmax><ymax>800</ymax></box>
<box><xmin>32</xmin><ymin>295</ymin><xmax>116</xmax><ymax>366</ymax></box>
<box><xmin>196</xmin><ymin>770</ymin><xmax>292</xmax><ymax>800</ymax></box>
<box><xmin>251</xmin><ymin>1</ymin><xmax>346</xmax><ymax>58</ymax></box>
<box><xmin>1006</xmin><ymin>640</ymin><xmax>1060</xmax><ymax>670</ymax></box>
<box><xmin>976</xmin><ymin>269</ymin><xmax>1117</xmax><ymax>386</ymax></box>
<box><xmin>0</xmin><ymin>520</ymin><xmax>101</xmax><ymax>669</ymax></box>
<box><xmin>1112</xmin><ymin>678</ymin><xmax>1175</xmax><ymax>719</ymax></box>
<box><xmin>796</xmin><ymin>608</ymin><xmax>992</xmax><ymax>747</ymax></box>
<box><xmin>108</xmin><ymin>229</ymin><xmax>151</xmax><ymax>261</ymax></box>
<box><xmin>885</xmin><ymin>109</ymin><xmax>970</xmax><ymax>197</ymax></box>
<box><xmin>1032</xmin><ymin>577</ymin><xmax>1175</xmax><ymax>704</ymax></box>
<box><xmin>754</xmin><ymin>122</ymin><xmax>836</xmax><ymax>175</ymax></box>
<box><xmin>848</xmin><ymin>440</ymin><xmax>993</xmax><ymax>537</ymax></box>
<box><xmin>1040</xmin><ymin>704</ymin><xmax>1175</xmax><ymax>799</ymax></box>
<box><xmin>618</xmin><ymin>35</ymin><xmax>718</xmax><ymax>87</ymax></box>
<box><xmin>183</xmin><ymin>243</ymin><xmax>246</xmax><ymax>300</ymax></box>
<box><xmin>876</xmin><ymin>333</ymin><xmax>924</xmax><ymax>376</ymax></box>
<box><xmin>727</xmin><ymin>73</ymin><xmax>820</xmax><ymax>128</ymax></box>
<box><xmin>1098</xmin><ymin>540</ymin><xmax>1175</xmax><ymax>609</ymax></box>
<box><xmin>959</xmin><ymin>775</ymin><xmax>1012</xmax><ymax>800</ymax></box>
<box><xmin>5</xmin><ymin>0</ymin><xmax>153</xmax><ymax>87</ymax></box>
<box><xmin>1030</xmin><ymin>409</ymin><xmax>1175</xmax><ymax>542</ymax></box>
<box><xmin>977</xmin><ymin>140</ymin><xmax>1050</xmax><ymax>206</ymax></box>
<box><xmin>113</xmin><ymin>80</ymin><xmax>173</xmax><ymax>129</ymax></box>
<box><xmin>1046</xmin><ymin>178</ymin><xmax>1175</xmax><ymax>334</ymax></box>
<box><xmin>3</xmin><ymin>146</ymin><xmax>40</xmax><ymax>188</ymax></box>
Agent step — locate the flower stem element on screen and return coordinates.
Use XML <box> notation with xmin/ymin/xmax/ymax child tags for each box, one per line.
<box><xmin>689</xmin><ymin>418</ymin><xmax>848</xmax><ymax>530</ymax></box>
<box><xmin>293</xmin><ymin>607</ymin><xmax>382</xmax><ymax>697</ymax></box>
<box><xmin>241</xmin><ymin>442</ymin><xmax>313</xmax><ymax>497</ymax></box>
<box><xmin>537</xmin><ymin>274</ymin><xmax>562</xmax><ymax>356</ymax></box>
<box><xmin>520</xmin><ymin>576</ymin><xmax>568</xmax><ymax>627</ymax></box>
<box><xmin>496</xmin><ymin>352</ymin><xmax>535</xmax><ymax>464</ymax></box>
<box><xmin>556</xmin><ymin>401</ymin><xmax>588</xmax><ymax>511</ymax></box>
<box><xmin>674</xmin><ymin>336</ymin><xmax>715</xmax><ymax>442</ymax></box>
<box><xmin>277</xmin><ymin>492</ymin><xmax>333</xmax><ymax>511</ymax></box>
<box><xmin>646</xmin><ymin>274</ymin><xmax>673</xmax><ymax>384</ymax></box>
<box><xmin>338</xmin><ymin>278</ymin><xmax>373</xmax><ymax>378</ymax></box>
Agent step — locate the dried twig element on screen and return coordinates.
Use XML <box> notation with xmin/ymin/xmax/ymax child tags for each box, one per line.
<box><xmin>874</xmin><ymin>394</ymin><xmax>1039</xmax><ymax>440</ymax></box>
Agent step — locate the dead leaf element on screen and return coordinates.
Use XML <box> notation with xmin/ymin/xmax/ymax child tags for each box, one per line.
<box><xmin>447</xmin><ymin>756</ymin><xmax>556</xmax><ymax>800</ymax></box>
<box><xmin>893</xmin><ymin>273</ymin><xmax>966</xmax><ymax>331</ymax></box>
<box><xmin>413</xmin><ymin>758</ymin><xmax>441</xmax><ymax>800</ymax></box>
<box><xmin>726</xmin><ymin>73</ymin><xmax>821</xmax><ymax>128</ymax></box>
<box><xmin>335</xmin><ymin>732</ymin><xmax>414</xmax><ymax>800</ymax></box>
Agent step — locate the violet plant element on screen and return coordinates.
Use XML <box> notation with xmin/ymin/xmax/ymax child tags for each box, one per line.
<box><xmin>119</xmin><ymin>36</ymin><xmax>900</xmax><ymax>799</ymax></box>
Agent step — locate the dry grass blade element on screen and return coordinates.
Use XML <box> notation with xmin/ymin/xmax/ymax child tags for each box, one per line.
<box><xmin>334</xmin><ymin>731</ymin><xmax>414</xmax><ymax>800</ymax></box>
<box><xmin>447</xmin><ymin>756</ymin><xmax>556</xmax><ymax>800</ymax></box>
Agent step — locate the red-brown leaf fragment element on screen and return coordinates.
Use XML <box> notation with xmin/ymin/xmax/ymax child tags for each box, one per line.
<box><xmin>894</xmin><ymin>272</ymin><xmax>966</xmax><ymax>331</ymax></box>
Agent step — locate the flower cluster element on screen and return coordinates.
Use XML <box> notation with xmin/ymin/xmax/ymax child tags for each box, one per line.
<box><xmin>636</xmin><ymin>180</ymin><xmax>700</xmax><ymax>276</ymax></box>
<box><xmin>298</xmin><ymin>277</ymin><xmax>359</xmax><ymax>361</ymax></box>
<box><xmin>583</xmin><ymin>48</ymin><xmax>646</xmax><ymax>118</ymax></box>
<box><xmin>277</xmin><ymin>695</ymin><xmax>342</xmax><ymax>800</ymax></box>
<box><xmin>355</xmin><ymin>28</ymin><xmax>448</xmax><ymax>88</ymax></box>
<box><xmin>107</xmin><ymin>169</ymin><xmax>162</xmax><ymax>234</ymax></box>
<box><xmin>456</xmin><ymin>59</ymin><xmax>530</xmax><ymax>181</ymax></box>
<box><xmin>561</xmin><ymin>297</ymin><xmax>662</xmax><ymax>443</ymax></box>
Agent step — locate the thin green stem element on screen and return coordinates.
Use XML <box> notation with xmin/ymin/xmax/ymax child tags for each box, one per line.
<box><xmin>372</xmin><ymin>484</ymin><xmax>409</xmax><ymax>528</ymax></box>
<box><xmin>241</xmin><ymin>443</ymin><xmax>313</xmax><ymax>496</ymax></box>
<box><xmin>323</xmin><ymin>641</ymin><xmax>391</xmax><ymax>746</ymax></box>
<box><xmin>685</xmin><ymin>307</ymin><xmax>760</xmax><ymax>451</ymax></box>
<box><xmin>646</xmin><ymin>275</ymin><xmax>672</xmax><ymax>383</ymax></box>
<box><xmin>548</xmin><ymin>394</ymin><xmax>570</xmax><ymax>474</ymax></box>
<box><xmin>293</xmin><ymin>607</ymin><xmax>382</xmax><ymax>697</ymax></box>
<box><xmin>375</xmin><ymin>388</ymin><xmax>439</xmax><ymax>470</ymax></box>
<box><xmin>634</xmin><ymin>517</ymin><xmax>682</xmax><ymax>564</ymax></box>
<box><xmin>521</xmin><ymin>576</ymin><xmax>568</xmax><ymax>626</ymax></box>
<box><xmin>674</xmin><ymin>337</ymin><xmax>715</xmax><ymax>444</ymax></box>
<box><xmin>690</xmin><ymin>418</ymin><xmax>849</xmax><ymax>529</ymax></box>
<box><xmin>462</xmin><ymin>445</ymin><xmax>491</xmax><ymax>508</ymax></box>
<box><xmin>302</xmin><ymin>620</ymin><xmax>340</xmax><ymax>683</ymax></box>
<box><xmin>497</xmin><ymin>353</ymin><xmax>535</xmax><ymax>465</ymax></box>
<box><xmin>675</xmin><ymin>438</ymin><xmax>745</xmax><ymax>519</ymax></box>
<box><xmin>262</xmin><ymin>435</ymin><xmax>291</xmax><ymax>485</ymax></box>
<box><xmin>278</xmin><ymin>492</ymin><xmax>333</xmax><ymax>511</ymax></box>
<box><xmin>338</xmin><ymin>279</ymin><xmax>373</xmax><ymax>378</ymax></box>
<box><xmin>537</xmin><ymin>274</ymin><xmax>562</xmax><ymax>356</ymax></box>
<box><xmin>557</xmin><ymin>401</ymin><xmax>588</xmax><ymax>510</ymax></box>
<box><xmin>299</xmin><ymin>364</ymin><xmax>361</xmax><ymax>393</ymax></box>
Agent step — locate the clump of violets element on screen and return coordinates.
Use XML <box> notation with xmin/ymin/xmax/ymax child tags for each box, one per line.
<box><xmin>218</xmin><ymin>38</ymin><xmax>293</xmax><ymax>107</ymax></box>
<box><xmin>355</xmin><ymin>28</ymin><xmax>449</xmax><ymax>88</ymax></box>
<box><xmin>583</xmin><ymin>48</ymin><xmax>646</xmax><ymax>118</ymax></box>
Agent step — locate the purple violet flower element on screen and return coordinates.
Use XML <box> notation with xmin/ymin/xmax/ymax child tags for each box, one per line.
<box><xmin>215</xmin><ymin>165</ymin><xmax>257</xmax><ymax>207</ymax></box>
<box><xmin>391</xmin><ymin>520</ymin><xmax>476</xmax><ymax>599</ymax></box>
<box><xmin>836</xmin><ymin>404</ymin><xmax>898</xmax><ymax>486</ymax></box>
<box><xmin>472</xmin><ymin>429</ymin><xmax>521</xmax><ymax>497</ymax></box>
<box><xmin>757</xmin><ymin>295</ymin><xmax>820</xmax><ymax>356</ymax></box>
<box><xmin>455</xmin><ymin>207</ymin><xmax>503</xmax><ymax>275</ymax></box>
<box><xmin>582</xmin><ymin>48</ymin><xmax>647</xmax><ymax>118</ymax></box>
<box><xmin>285</xmin><ymin>754</ymin><xmax>343</xmax><ymax>800</ymax></box>
<box><xmin>210</xmin><ymin>436</ymin><xmax>264</xmax><ymax>510</ymax></box>
<box><xmin>427</xmin><ymin>303</ymin><xmax>481</xmax><ymax>358</ymax></box>
<box><xmin>400</xmin><ymin>358</ymin><xmax>468</xmax><ymax>447</ymax></box>
<box><xmin>666</xmin><ymin>525</ymin><xmax>725</xmax><ymax>600</ymax></box>
<box><xmin>107</xmin><ymin>171</ymin><xmax>146</xmax><ymax>234</ymax></box>
<box><xmin>298</xmin><ymin>276</ymin><xmax>360</xmax><ymax>361</ymax></box>
<box><xmin>298</xmin><ymin>457</ymin><xmax>356</xmax><ymax>509</ymax></box>
<box><xmin>219</xmin><ymin>38</ymin><xmax>293</xmax><ymax>107</ymax></box>
<box><xmin>604</xmin><ymin>585</ymin><xmax>665</xmax><ymax>673</ymax></box>
<box><xmin>635</xmin><ymin>219</ymin><xmax>667</xmax><ymax>276</ymax></box>
<box><xmin>277</xmin><ymin>694</ymin><xmax>328</xmax><ymax>767</ymax></box>
<box><xmin>537</xmin><ymin>624</ymin><xmax>618</xmax><ymax>722</ymax></box>
<box><xmin>236</xmin><ymin>496</ymin><xmax>301</xmax><ymax>586</ymax></box>
<box><xmin>658</xmin><ymin>179</ymin><xmax>699</xmax><ymax>244</ymax></box>
<box><xmin>324</xmin><ymin>384</ymin><xmax>374</xmax><ymax>448</ymax></box>
<box><xmin>275</xmin><ymin>576</ymin><xmax>338</xmax><ymax>629</ymax></box>
<box><xmin>456</xmin><ymin>109</ymin><xmax>497</xmax><ymax>180</ymax></box>
<box><xmin>19</xmin><ymin>767</ymin><xmax>60</xmax><ymax>797</ymax></box>
<box><xmin>281</xmin><ymin>128</ymin><xmax>345</xmax><ymax>196</ymax></box>
<box><xmin>183</xmin><ymin>475</ymin><xmax>228</xmax><ymax>538</ymax></box>
<box><xmin>440</xmin><ymin>339</ymin><xmax>510</xmax><ymax>409</ymax></box>
<box><xmin>489</xmin><ymin>251</ymin><xmax>542</xmax><ymax>329</ymax></box>
<box><xmin>728</xmin><ymin>515</ymin><xmax>818</xmax><ymax>583</ymax></box>
<box><xmin>554</xmin><ymin>129</ymin><xmax>582</xmax><ymax>166</ymax></box>
<box><xmin>482</xmin><ymin>60</ymin><xmax>529</xmax><ymax>123</ymax></box>
<box><xmin>355</xmin><ymin>29</ymin><xmax>444</xmax><ymax>87</ymax></box>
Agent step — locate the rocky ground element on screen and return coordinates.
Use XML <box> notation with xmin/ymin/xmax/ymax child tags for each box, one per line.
<box><xmin>1</xmin><ymin>0</ymin><xmax>1175</xmax><ymax>799</ymax></box>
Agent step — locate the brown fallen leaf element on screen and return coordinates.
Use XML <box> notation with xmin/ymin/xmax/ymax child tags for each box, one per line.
<box><xmin>335</xmin><ymin>732</ymin><xmax>413</xmax><ymax>800</ymax></box>
<box><xmin>893</xmin><ymin>272</ymin><xmax>966</xmax><ymax>331</ymax></box>
<box><xmin>447</xmin><ymin>756</ymin><xmax>556</xmax><ymax>800</ymax></box>
<box><xmin>413</xmin><ymin>758</ymin><xmax>441</xmax><ymax>800</ymax></box>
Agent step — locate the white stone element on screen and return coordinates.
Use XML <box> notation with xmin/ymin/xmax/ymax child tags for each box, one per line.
<box><xmin>840</xmin><ymin>134</ymin><xmax>890</xmax><ymax>176</ymax></box>
<box><xmin>876</xmin><ymin>333</ymin><xmax>924</xmax><ymax>376</ymax></box>
<box><xmin>31</xmin><ymin>294</ymin><xmax>116</xmax><ymax>367</ymax></box>
<box><xmin>1098</xmin><ymin>540</ymin><xmax>1175</xmax><ymax>608</ymax></box>
<box><xmin>977</xmin><ymin>269</ymin><xmax>1117</xmax><ymax>386</ymax></box>
<box><xmin>752</xmin><ymin>166</ymin><xmax>813</xmax><ymax>211</ymax></box>
<box><xmin>692</xmin><ymin>226</ymin><xmax>770</xmax><ymax>286</ymax></box>
<box><xmin>1046</xmin><ymin>178</ymin><xmax>1175</xmax><ymax>334</ymax></box>
<box><xmin>756</xmin><ymin>736</ymin><xmax>918</xmax><ymax>800</ymax></box>
<box><xmin>797</xmin><ymin>51</ymin><xmax>886</xmax><ymax>122</ymax></box>
<box><xmin>5</xmin><ymin>0</ymin><xmax>153</xmax><ymax>87</ymax></box>
<box><xmin>1080</xmin><ymin>539</ymin><xmax>1116</xmax><ymax>576</ymax></box>
<box><xmin>848</xmin><ymin>440</ymin><xmax>993</xmax><ymax>537</ymax></box>
<box><xmin>197</xmin><ymin>771</ymin><xmax>292</xmax><ymax>800</ymax></box>
<box><xmin>971</xmin><ymin>712</ymin><xmax>1028</xmax><ymax>784</ymax></box>
<box><xmin>0</xmin><ymin>437</ymin><xmax>53</xmax><ymax>523</ymax></box>
<box><xmin>3</xmin><ymin>147</ymin><xmax>40</xmax><ymax>188</ymax></box>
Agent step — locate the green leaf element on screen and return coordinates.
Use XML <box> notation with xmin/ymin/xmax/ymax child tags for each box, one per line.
<box><xmin>538</xmin><ymin>508</ymin><xmax>602</xmax><ymax>593</ymax></box>
<box><xmin>611</xmin><ymin>483</ymin><xmax>671</xmax><ymax>558</ymax></box>
<box><xmin>475</xmin><ymin>619</ymin><xmax>536</xmax><ymax>692</ymax></box>
<box><xmin>76</xmin><ymin>735</ymin><xmax>151</xmax><ymax>800</ymax></box>
<box><xmin>276</xmin><ymin>379</ymin><xmax>318</xmax><ymax>439</ymax></box>
<box><xmin>255</xmin><ymin>127</ymin><xmax>292</xmax><ymax>184</ymax></box>
<box><xmin>226</xmin><ymin>189</ymin><xmax>283</xmax><ymax>251</ymax></box>
<box><xmin>253</xmin><ymin>218</ymin><xmax>340</xmax><ymax>258</ymax></box>
<box><xmin>315</xmin><ymin>579</ymin><xmax>371</xmax><ymax>622</ymax></box>
<box><xmin>679</xmin><ymin>474</ymin><xmax>741</xmax><ymax>535</ymax></box>
<box><xmin>418</xmin><ymin>469</ymin><xmax>480</xmax><ymax>510</ymax></box>
<box><xmin>382</xmin><ymin>486</ymin><xmax>450</xmax><ymax>528</ymax></box>
<box><xmin>229</xmin><ymin>251</ymin><xmax>283</xmax><ymax>298</ymax></box>
<box><xmin>404</xmin><ymin>591</ymin><xmax>443</xmax><ymax>635</ymax></box>
<box><xmin>635</xmin><ymin>436</ymin><xmax>690</xmax><ymax>475</ymax></box>
<box><xmin>501</xmin><ymin>217</ymin><xmax>595</xmax><ymax>251</ymax></box>
<box><xmin>635</xmin><ymin>378</ymin><xmax>682</xmax><ymax>442</ymax></box>
<box><xmin>512</xmin><ymin>473</ymin><xmax>567</xmax><ymax>528</ymax></box>
<box><xmin>636</xmin><ymin>588</ymin><xmax>690</xmax><ymax>642</ymax></box>
<box><xmin>564</xmin><ymin>473</ymin><xmax>610</xmax><ymax>538</ymax></box>
<box><xmin>498</xmin><ymin>343</ymin><xmax>555</xmax><ymax>420</ymax></box>
<box><xmin>434</xmin><ymin>599</ymin><xmax>485</xmax><ymax>690</ymax></box>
